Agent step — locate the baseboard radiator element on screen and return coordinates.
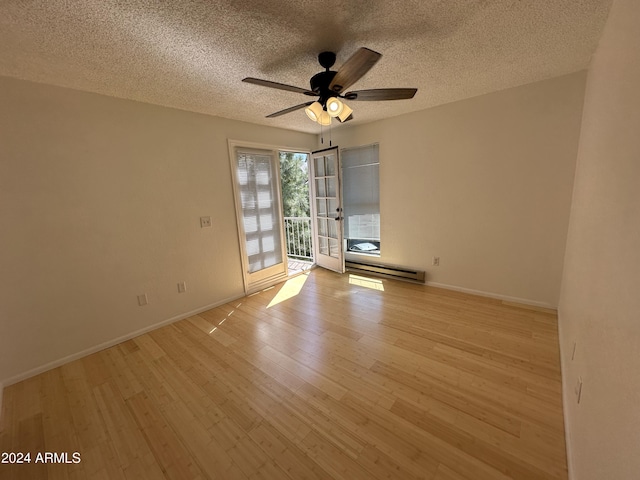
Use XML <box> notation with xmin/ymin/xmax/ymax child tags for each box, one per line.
<box><xmin>345</xmin><ymin>261</ymin><xmax>425</xmax><ymax>283</ymax></box>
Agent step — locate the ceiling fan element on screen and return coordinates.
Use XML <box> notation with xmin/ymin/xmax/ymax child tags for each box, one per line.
<box><xmin>242</xmin><ymin>47</ymin><xmax>417</xmax><ymax>125</ymax></box>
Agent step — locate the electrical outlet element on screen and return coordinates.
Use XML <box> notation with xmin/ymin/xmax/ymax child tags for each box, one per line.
<box><xmin>137</xmin><ymin>294</ymin><xmax>148</xmax><ymax>306</ymax></box>
<box><xmin>200</xmin><ymin>216</ymin><xmax>212</xmax><ymax>228</ymax></box>
<box><xmin>432</xmin><ymin>256</ymin><xmax>440</xmax><ymax>266</ymax></box>
<box><xmin>575</xmin><ymin>376</ymin><xmax>583</xmax><ymax>404</ymax></box>
<box><xmin>177</xmin><ymin>281</ymin><xmax>186</xmax><ymax>293</ymax></box>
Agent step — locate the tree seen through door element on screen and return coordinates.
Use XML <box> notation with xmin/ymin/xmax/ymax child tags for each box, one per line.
<box><xmin>279</xmin><ymin>152</ymin><xmax>313</xmax><ymax>261</ymax></box>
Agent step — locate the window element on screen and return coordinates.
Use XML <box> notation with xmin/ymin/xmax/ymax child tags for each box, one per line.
<box><xmin>341</xmin><ymin>144</ymin><xmax>380</xmax><ymax>256</ymax></box>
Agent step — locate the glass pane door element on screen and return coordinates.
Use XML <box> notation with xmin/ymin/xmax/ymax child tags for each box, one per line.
<box><xmin>232</xmin><ymin>147</ymin><xmax>288</xmax><ymax>291</ymax></box>
<box><xmin>310</xmin><ymin>147</ymin><xmax>344</xmax><ymax>273</ymax></box>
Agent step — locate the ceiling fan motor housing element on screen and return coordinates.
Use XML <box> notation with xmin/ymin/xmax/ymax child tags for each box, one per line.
<box><xmin>318</xmin><ymin>51</ymin><xmax>336</xmax><ymax>69</ymax></box>
<box><xmin>310</xmin><ymin>70</ymin><xmax>338</xmax><ymax>105</ymax></box>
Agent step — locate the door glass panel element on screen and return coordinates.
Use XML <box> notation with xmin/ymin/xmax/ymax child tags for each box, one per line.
<box><xmin>317</xmin><ymin>218</ymin><xmax>327</xmax><ymax>236</ymax></box>
<box><xmin>243</xmin><ymin>212</ymin><xmax>258</xmax><ymax>233</ymax></box>
<box><xmin>329</xmin><ymin>238</ymin><xmax>339</xmax><ymax>258</ymax></box>
<box><xmin>325</xmin><ymin>156</ymin><xmax>336</xmax><ymax>176</ymax></box>
<box><xmin>315</xmin><ymin>157</ymin><xmax>325</xmax><ymax>177</ymax></box>
<box><xmin>259</xmin><ymin>214</ymin><xmax>275</xmax><ymax>231</ymax></box>
<box><xmin>316</xmin><ymin>199</ymin><xmax>327</xmax><ymax>216</ymax></box>
<box><xmin>328</xmin><ymin>218</ymin><xmax>337</xmax><ymax>238</ymax></box>
<box><xmin>315</xmin><ymin>178</ymin><xmax>326</xmax><ymax>197</ymax></box>
<box><xmin>319</xmin><ymin>237</ymin><xmax>329</xmax><ymax>255</ymax></box>
<box><xmin>326</xmin><ymin>177</ymin><xmax>336</xmax><ymax>197</ymax></box>
<box><xmin>328</xmin><ymin>198</ymin><xmax>338</xmax><ymax>215</ymax></box>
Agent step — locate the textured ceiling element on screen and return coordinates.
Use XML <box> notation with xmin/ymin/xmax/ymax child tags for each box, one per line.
<box><xmin>0</xmin><ymin>0</ymin><xmax>611</xmax><ymax>134</ymax></box>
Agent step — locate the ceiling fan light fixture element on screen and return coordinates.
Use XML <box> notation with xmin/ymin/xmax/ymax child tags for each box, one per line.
<box><xmin>326</xmin><ymin>97</ymin><xmax>343</xmax><ymax>117</ymax></box>
<box><xmin>317</xmin><ymin>111</ymin><xmax>332</xmax><ymax>126</ymax></box>
<box><xmin>305</xmin><ymin>101</ymin><xmax>323</xmax><ymax>122</ymax></box>
<box><xmin>337</xmin><ymin>103</ymin><xmax>353</xmax><ymax>122</ymax></box>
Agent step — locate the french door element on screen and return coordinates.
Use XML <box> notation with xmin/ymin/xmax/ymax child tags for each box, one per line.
<box><xmin>230</xmin><ymin>145</ymin><xmax>288</xmax><ymax>293</ymax></box>
<box><xmin>310</xmin><ymin>147</ymin><xmax>345</xmax><ymax>273</ymax></box>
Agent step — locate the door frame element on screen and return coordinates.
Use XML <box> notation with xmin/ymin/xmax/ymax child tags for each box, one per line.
<box><xmin>227</xmin><ymin>139</ymin><xmax>313</xmax><ymax>294</ymax></box>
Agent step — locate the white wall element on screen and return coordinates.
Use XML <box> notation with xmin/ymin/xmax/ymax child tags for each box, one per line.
<box><xmin>329</xmin><ymin>73</ymin><xmax>586</xmax><ymax>307</ymax></box>
<box><xmin>0</xmin><ymin>76</ymin><xmax>316</xmax><ymax>385</ymax></box>
<box><xmin>559</xmin><ymin>0</ymin><xmax>640</xmax><ymax>478</ymax></box>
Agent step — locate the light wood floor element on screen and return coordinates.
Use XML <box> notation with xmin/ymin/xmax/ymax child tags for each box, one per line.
<box><xmin>0</xmin><ymin>269</ymin><xmax>567</xmax><ymax>480</ymax></box>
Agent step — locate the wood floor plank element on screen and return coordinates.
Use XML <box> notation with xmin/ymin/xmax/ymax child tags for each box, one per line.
<box><xmin>247</xmin><ymin>420</ymin><xmax>332</xmax><ymax>480</ymax></box>
<box><xmin>390</xmin><ymin>397</ymin><xmax>563</xmax><ymax>480</ymax></box>
<box><xmin>290</xmin><ymin>347</ymin><xmax>397</xmax><ymax>408</ymax></box>
<box><xmin>300</xmin><ymin>430</ymin><xmax>373</xmax><ymax>480</ymax></box>
<box><xmin>369</xmin><ymin>360</ymin><xmax>522</xmax><ymax>436</ymax></box>
<box><xmin>13</xmin><ymin>414</ymin><xmax>48</xmax><ymax>480</ymax></box>
<box><xmin>340</xmin><ymin>393</ymin><xmax>509</xmax><ymax>480</ymax></box>
<box><xmin>0</xmin><ymin>268</ymin><xmax>568</xmax><ymax>479</ymax></box>
<box><xmin>260</xmin><ymin>345</ymin><xmax>348</xmax><ymax>401</ymax></box>
<box><xmin>433</xmin><ymin>463</ymin><xmax>469</xmax><ymax>480</ymax></box>
<box><xmin>91</xmin><ymin>382</ymin><xmax>165</xmax><ymax>479</ymax></box>
<box><xmin>356</xmin><ymin>443</ymin><xmax>430</xmax><ymax>480</ymax></box>
<box><xmin>126</xmin><ymin>391</ymin><xmax>206</xmax><ymax>480</ymax></box>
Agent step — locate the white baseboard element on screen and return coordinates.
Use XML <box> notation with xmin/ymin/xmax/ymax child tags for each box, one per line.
<box><xmin>1</xmin><ymin>293</ymin><xmax>244</xmax><ymax>387</ymax></box>
<box><xmin>425</xmin><ymin>281</ymin><xmax>557</xmax><ymax>310</ymax></box>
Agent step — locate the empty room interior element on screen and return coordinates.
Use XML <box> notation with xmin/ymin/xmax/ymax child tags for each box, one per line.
<box><xmin>1</xmin><ymin>1</ymin><xmax>638</xmax><ymax>479</ymax></box>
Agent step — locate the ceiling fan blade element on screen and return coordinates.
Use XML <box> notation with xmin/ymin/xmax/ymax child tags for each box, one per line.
<box><xmin>266</xmin><ymin>101</ymin><xmax>315</xmax><ymax>118</ymax></box>
<box><xmin>243</xmin><ymin>77</ymin><xmax>316</xmax><ymax>96</ymax></box>
<box><xmin>344</xmin><ymin>88</ymin><xmax>418</xmax><ymax>101</ymax></box>
<box><xmin>329</xmin><ymin>47</ymin><xmax>382</xmax><ymax>94</ymax></box>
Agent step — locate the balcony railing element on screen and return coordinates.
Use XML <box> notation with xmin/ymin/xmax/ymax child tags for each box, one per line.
<box><xmin>284</xmin><ymin>217</ymin><xmax>313</xmax><ymax>260</ymax></box>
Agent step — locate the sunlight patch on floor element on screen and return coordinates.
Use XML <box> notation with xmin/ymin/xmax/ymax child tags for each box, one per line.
<box><xmin>349</xmin><ymin>274</ymin><xmax>385</xmax><ymax>291</ymax></box>
<box><xmin>267</xmin><ymin>273</ymin><xmax>309</xmax><ymax>308</ymax></box>
<box><xmin>210</xmin><ymin>309</ymin><xmax>234</xmax><ymax>334</ymax></box>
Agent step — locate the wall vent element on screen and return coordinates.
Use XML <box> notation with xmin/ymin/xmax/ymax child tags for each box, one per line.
<box><xmin>345</xmin><ymin>261</ymin><xmax>425</xmax><ymax>283</ymax></box>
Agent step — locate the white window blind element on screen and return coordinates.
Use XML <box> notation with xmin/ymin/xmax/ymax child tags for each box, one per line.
<box><xmin>341</xmin><ymin>144</ymin><xmax>380</xmax><ymax>241</ymax></box>
<box><xmin>236</xmin><ymin>149</ymin><xmax>283</xmax><ymax>273</ymax></box>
